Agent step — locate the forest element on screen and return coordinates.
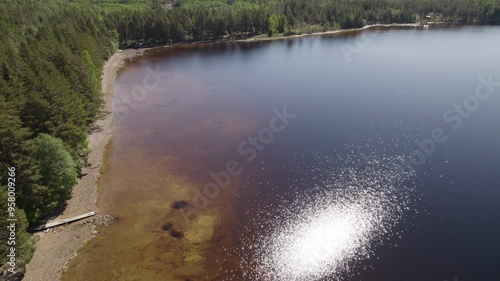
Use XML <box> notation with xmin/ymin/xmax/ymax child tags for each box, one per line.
<box><xmin>1</xmin><ymin>0</ymin><xmax>499</xmax><ymax>274</ymax></box>
<box><xmin>86</xmin><ymin>0</ymin><xmax>500</xmax><ymax>47</ymax></box>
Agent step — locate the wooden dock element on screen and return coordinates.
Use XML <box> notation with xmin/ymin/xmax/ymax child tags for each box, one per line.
<box><xmin>29</xmin><ymin>211</ymin><xmax>96</xmax><ymax>232</ymax></box>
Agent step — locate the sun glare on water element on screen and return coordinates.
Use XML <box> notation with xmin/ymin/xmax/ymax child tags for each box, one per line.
<box><xmin>228</xmin><ymin>152</ymin><xmax>417</xmax><ymax>281</ymax></box>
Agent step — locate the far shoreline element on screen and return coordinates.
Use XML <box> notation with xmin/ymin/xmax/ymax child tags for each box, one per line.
<box><xmin>125</xmin><ymin>22</ymin><xmax>459</xmax><ymax>51</ymax></box>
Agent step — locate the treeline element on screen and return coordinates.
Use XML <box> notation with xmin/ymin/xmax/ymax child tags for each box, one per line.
<box><xmin>0</xmin><ymin>0</ymin><xmax>117</xmax><ymax>269</ymax></box>
<box><xmin>1</xmin><ymin>0</ymin><xmax>500</xmax><ymax>275</ymax></box>
<box><xmin>90</xmin><ymin>0</ymin><xmax>500</xmax><ymax>47</ymax></box>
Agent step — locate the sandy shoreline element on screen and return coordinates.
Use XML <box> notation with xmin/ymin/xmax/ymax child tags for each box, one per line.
<box><xmin>22</xmin><ymin>22</ymin><xmax>426</xmax><ymax>281</ymax></box>
<box><xmin>23</xmin><ymin>49</ymin><xmax>140</xmax><ymax>281</ymax></box>
<box><xmin>240</xmin><ymin>23</ymin><xmax>422</xmax><ymax>42</ymax></box>
<box><xmin>135</xmin><ymin>23</ymin><xmax>424</xmax><ymax>50</ymax></box>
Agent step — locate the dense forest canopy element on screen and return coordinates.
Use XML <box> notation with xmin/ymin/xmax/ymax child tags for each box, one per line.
<box><xmin>0</xmin><ymin>0</ymin><xmax>116</xmax><ymax>270</ymax></box>
<box><xmin>73</xmin><ymin>0</ymin><xmax>500</xmax><ymax>46</ymax></box>
<box><xmin>0</xmin><ymin>0</ymin><xmax>499</xmax><ymax>274</ymax></box>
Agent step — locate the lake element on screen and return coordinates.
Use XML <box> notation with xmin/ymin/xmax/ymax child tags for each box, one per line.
<box><xmin>63</xmin><ymin>25</ymin><xmax>500</xmax><ymax>281</ymax></box>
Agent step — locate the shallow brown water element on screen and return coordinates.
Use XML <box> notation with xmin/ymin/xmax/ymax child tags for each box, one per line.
<box><xmin>62</xmin><ymin>46</ymin><xmax>278</xmax><ymax>280</ymax></box>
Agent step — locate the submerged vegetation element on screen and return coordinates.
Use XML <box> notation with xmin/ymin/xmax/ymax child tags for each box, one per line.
<box><xmin>0</xmin><ymin>0</ymin><xmax>499</xmax><ymax>275</ymax></box>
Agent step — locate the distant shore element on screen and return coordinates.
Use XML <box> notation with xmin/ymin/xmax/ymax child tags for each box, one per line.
<box><xmin>239</xmin><ymin>23</ymin><xmax>423</xmax><ymax>42</ymax></box>
<box><xmin>23</xmin><ymin>22</ymin><xmax>438</xmax><ymax>281</ymax></box>
<box><xmin>125</xmin><ymin>22</ymin><xmax>445</xmax><ymax>50</ymax></box>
